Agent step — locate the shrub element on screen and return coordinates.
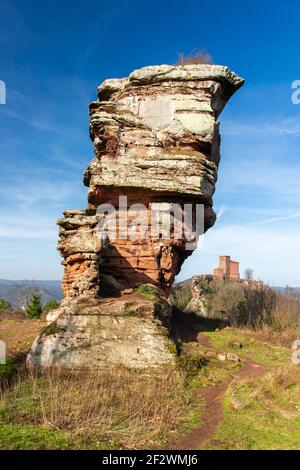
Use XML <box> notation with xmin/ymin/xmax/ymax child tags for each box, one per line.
<box><xmin>134</xmin><ymin>284</ymin><xmax>159</xmax><ymax>301</ymax></box>
<box><xmin>170</xmin><ymin>286</ymin><xmax>192</xmax><ymax>311</ymax></box>
<box><xmin>177</xmin><ymin>352</ymin><xmax>208</xmax><ymax>378</ymax></box>
<box><xmin>0</xmin><ymin>299</ymin><xmax>12</xmax><ymax>315</ymax></box>
<box><xmin>195</xmin><ymin>278</ymin><xmax>214</xmax><ymax>295</ymax></box>
<box><xmin>196</xmin><ymin>280</ymin><xmax>277</xmax><ymax>328</ymax></box>
<box><xmin>176</xmin><ymin>49</ymin><xmax>213</xmax><ymax>66</ymax></box>
<box><xmin>42</xmin><ymin>300</ymin><xmax>60</xmax><ymax>314</ymax></box>
<box><xmin>210</xmin><ymin>282</ymin><xmax>248</xmax><ymax>326</ymax></box>
<box><xmin>0</xmin><ymin>309</ymin><xmax>25</xmax><ymax>320</ymax></box>
<box><xmin>272</xmin><ymin>293</ymin><xmax>300</xmax><ymax>330</ymax></box>
<box><xmin>242</xmin><ymin>282</ymin><xmax>276</xmax><ymax>328</ymax></box>
<box><xmin>24</xmin><ymin>292</ymin><xmax>42</xmax><ymax>319</ymax></box>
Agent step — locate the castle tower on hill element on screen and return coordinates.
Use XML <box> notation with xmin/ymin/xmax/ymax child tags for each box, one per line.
<box><xmin>213</xmin><ymin>255</ymin><xmax>240</xmax><ymax>280</ymax></box>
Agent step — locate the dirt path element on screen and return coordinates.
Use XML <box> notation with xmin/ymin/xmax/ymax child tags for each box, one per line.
<box><xmin>167</xmin><ymin>333</ymin><xmax>267</xmax><ymax>450</ymax></box>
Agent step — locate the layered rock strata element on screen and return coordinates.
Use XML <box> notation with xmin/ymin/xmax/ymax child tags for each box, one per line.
<box><xmin>27</xmin><ymin>64</ymin><xmax>243</xmax><ymax>368</ymax></box>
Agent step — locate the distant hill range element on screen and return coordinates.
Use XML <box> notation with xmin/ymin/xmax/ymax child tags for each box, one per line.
<box><xmin>1</xmin><ymin>278</ymin><xmax>299</xmax><ymax>309</ymax></box>
<box><xmin>0</xmin><ymin>280</ymin><xmax>63</xmax><ymax>308</ymax></box>
<box><xmin>273</xmin><ymin>286</ymin><xmax>300</xmax><ymax>294</ymax></box>
<box><xmin>174</xmin><ymin>277</ymin><xmax>300</xmax><ymax>294</ymax></box>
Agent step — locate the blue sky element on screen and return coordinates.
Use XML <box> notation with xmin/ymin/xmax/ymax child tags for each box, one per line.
<box><xmin>0</xmin><ymin>0</ymin><xmax>300</xmax><ymax>286</ymax></box>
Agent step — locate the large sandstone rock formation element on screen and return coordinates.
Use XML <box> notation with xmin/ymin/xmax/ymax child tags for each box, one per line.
<box><xmin>27</xmin><ymin>64</ymin><xmax>243</xmax><ymax>368</ymax></box>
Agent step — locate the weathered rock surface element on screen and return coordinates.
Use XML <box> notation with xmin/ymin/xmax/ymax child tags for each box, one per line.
<box><xmin>57</xmin><ymin>210</ymin><xmax>103</xmax><ymax>297</ymax></box>
<box><xmin>27</xmin><ymin>293</ymin><xmax>175</xmax><ymax>368</ymax></box>
<box><xmin>83</xmin><ymin>64</ymin><xmax>242</xmax><ymax>295</ymax></box>
<box><xmin>185</xmin><ymin>275</ymin><xmax>213</xmax><ymax>316</ymax></box>
<box><xmin>27</xmin><ymin>63</ymin><xmax>243</xmax><ymax>369</ymax></box>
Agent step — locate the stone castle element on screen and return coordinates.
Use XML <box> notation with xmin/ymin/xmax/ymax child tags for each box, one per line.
<box><xmin>27</xmin><ymin>64</ymin><xmax>244</xmax><ymax>368</ymax></box>
<box><xmin>213</xmin><ymin>255</ymin><xmax>240</xmax><ymax>280</ymax></box>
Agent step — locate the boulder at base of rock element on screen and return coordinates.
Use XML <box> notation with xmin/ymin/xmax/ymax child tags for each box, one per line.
<box><xmin>27</xmin><ymin>292</ymin><xmax>176</xmax><ymax>369</ymax></box>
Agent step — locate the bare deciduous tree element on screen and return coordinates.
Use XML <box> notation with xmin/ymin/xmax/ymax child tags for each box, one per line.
<box><xmin>244</xmin><ymin>268</ymin><xmax>254</xmax><ymax>281</ymax></box>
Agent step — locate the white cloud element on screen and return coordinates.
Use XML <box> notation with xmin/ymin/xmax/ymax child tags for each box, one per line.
<box><xmin>253</xmin><ymin>212</ymin><xmax>300</xmax><ymax>226</ymax></box>
<box><xmin>222</xmin><ymin>116</ymin><xmax>300</xmax><ymax>138</ymax></box>
<box><xmin>0</xmin><ymin>178</ymin><xmax>85</xmax><ymax>206</ymax></box>
<box><xmin>219</xmin><ymin>158</ymin><xmax>300</xmax><ymax>202</ymax></box>
<box><xmin>0</xmin><ymin>212</ymin><xmax>57</xmax><ymax>240</ymax></box>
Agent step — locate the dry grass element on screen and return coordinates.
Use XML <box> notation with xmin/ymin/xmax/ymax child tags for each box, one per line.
<box><xmin>239</xmin><ymin>294</ymin><xmax>300</xmax><ymax>347</ymax></box>
<box><xmin>176</xmin><ymin>49</ymin><xmax>213</xmax><ymax>66</ymax></box>
<box><xmin>261</xmin><ymin>364</ymin><xmax>300</xmax><ymax>393</ymax></box>
<box><xmin>0</xmin><ymin>310</ymin><xmax>25</xmax><ymax>320</ymax></box>
<box><xmin>272</xmin><ymin>294</ymin><xmax>300</xmax><ymax>327</ymax></box>
<box><xmin>1</xmin><ymin>366</ymin><xmax>190</xmax><ymax>448</ymax></box>
<box><xmin>0</xmin><ymin>318</ymin><xmax>45</xmax><ymax>356</ymax></box>
<box><xmin>240</xmin><ymin>325</ymin><xmax>300</xmax><ymax>349</ymax></box>
<box><xmin>232</xmin><ymin>363</ymin><xmax>300</xmax><ymax>421</ymax></box>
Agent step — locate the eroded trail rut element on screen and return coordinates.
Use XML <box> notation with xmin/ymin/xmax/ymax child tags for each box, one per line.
<box><xmin>167</xmin><ymin>333</ymin><xmax>267</xmax><ymax>450</ymax></box>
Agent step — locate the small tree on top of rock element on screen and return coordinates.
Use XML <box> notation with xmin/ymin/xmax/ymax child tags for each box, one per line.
<box><xmin>176</xmin><ymin>48</ymin><xmax>213</xmax><ymax>66</ymax></box>
<box><xmin>25</xmin><ymin>292</ymin><xmax>42</xmax><ymax>318</ymax></box>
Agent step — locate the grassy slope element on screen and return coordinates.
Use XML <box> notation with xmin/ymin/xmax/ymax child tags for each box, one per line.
<box><xmin>1</xmin><ymin>316</ymin><xmax>300</xmax><ymax>450</ymax></box>
<box><xmin>208</xmin><ymin>372</ymin><xmax>300</xmax><ymax>450</ymax></box>
<box><xmin>0</xmin><ymin>318</ymin><xmax>72</xmax><ymax>450</ymax></box>
<box><xmin>0</xmin><ymin>318</ymin><xmax>45</xmax><ymax>356</ymax></box>
<box><xmin>206</xmin><ymin>327</ymin><xmax>291</xmax><ymax>366</ymax></box>
<box><xmin>201</xmin><ymin>328</ymin><xmax>300</xmax><ymax>450</ymax></box>
<box><xmin>0</xmin><ymin>316</ymin><xmax>198</xmax><ymax>450</ymax></box>
<box><xmin>0</xmin><ymin>363</ymin><xmax>193</xmax><ymax>450</ymax></box>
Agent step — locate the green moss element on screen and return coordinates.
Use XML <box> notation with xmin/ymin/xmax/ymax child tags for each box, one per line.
<box><xmin>167</xmin><ymin>341</ymin><xmax>178</xmax><ymax>355</ymax></box>
<box><xmin>134</xmin><ymin>284</ymin><xmax>159</xmax><ymax>301</ymax></box>
<box><xmin>41</xmin><ymin>321</ymin><xmax>63</xmax><ymax>336</ymax></box>
<box><xmin>177</xmin><ymin>352</ymin><xmax>209</xmax><ymax>377</ymax></box>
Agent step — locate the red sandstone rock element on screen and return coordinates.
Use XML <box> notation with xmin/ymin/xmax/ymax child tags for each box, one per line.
<box><xmin>27</xmin><ymin>64</ymin><xmax>243</xmax><ymax>369</ymax></box>
<box><xmin>59</xmin><ymin>65</ymin><xmax>243</xmax><ymax>297</ymax></box>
